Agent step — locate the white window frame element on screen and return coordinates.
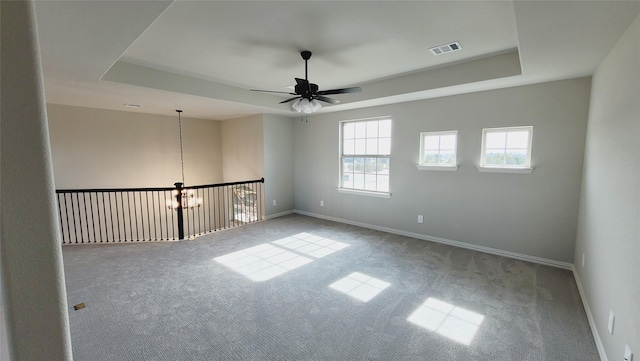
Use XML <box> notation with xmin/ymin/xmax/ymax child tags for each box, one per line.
<box><xmin>417</xmin><ymin>130</ymin><xmax>458</xmax><ymax>171</ymax></box>
<box><xmin>478</xmin><ymin>126</ymin><xmax>533</xmax><ymax>174</ymax></box>
<box><xmin>338</xmin><ymin>117</ymin><xmax>392</xmax><ymax>198</ymax></box>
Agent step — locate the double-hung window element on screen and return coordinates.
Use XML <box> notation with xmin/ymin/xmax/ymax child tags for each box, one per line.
<box><xmin>340</xmin><ymin>117</ymin><xmax>391</xmax><ymax>195</ymax></box>
<box><xmin>480</xmin><ymin>126</ymin><xmax>533</xmax><ymax>171</ymax></box>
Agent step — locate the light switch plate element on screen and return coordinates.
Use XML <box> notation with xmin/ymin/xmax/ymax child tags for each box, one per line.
<box><xmin>624</xmin><ymin>345</ymin><xmax>633</xmax><ymax>361</ymax></box>
<box><xmin>608</xmin><ymin>310</ymin><xmax>615</xmax><ymax>334</ymax></box>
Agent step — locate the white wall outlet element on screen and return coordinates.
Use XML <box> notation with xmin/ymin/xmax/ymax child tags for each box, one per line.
<box><xmin>272</xmin><ymin>200</ymin><xmax>276</xmax><ymax>206</ymax></box>
<box><xmin>608</xmin><ymin>310</ymin><xmax>615</xmax><ymax>334</ymax></box>
<box><xmin>581</xmin><ymin>253</ymin><xmax>585</xmax><ymax>267</ymax></box>
<box><xmin>418</xmin><ymin>215</ymin><xmax>424</xmax><ymax>224</ymax></box>
<box><xmin>320</xmin><ymin>200</ymin><xmax>324</xmax><ymax>207</ymax></box>
<box><xmin>624</xmin><ymin>345</ymin><xmax>633</xmax><ymax>361</ymax></box>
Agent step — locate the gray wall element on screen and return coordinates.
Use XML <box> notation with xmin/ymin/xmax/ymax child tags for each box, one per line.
<box><xmin>574</xmin><ymin>14</ymin><xmax>639</xmax><ymax>361</ymax></box>
<box><xmin>294</xmin><ymin>78</ymin><xmax>591</xmax><ymax>264</ymax></box>
<box><xmin>263</xmin><ymin>114</ymin><xmax>295</xmax><ymax>217</ymax></box>
<box><xmin>1</xmin><ymin>1</ymin><xmax>73</xmax><ymax>359</ymax></box>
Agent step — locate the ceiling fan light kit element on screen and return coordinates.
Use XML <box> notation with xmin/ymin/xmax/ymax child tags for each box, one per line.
<box><xmin>251</xmin><ymin>50</ymin><xmax>362</xmax><ymax>114</ymax></box>
<box><xmin>292</xmin><ymin>98</ymin><xmax>322</xmax><ymax>114</ymax></box>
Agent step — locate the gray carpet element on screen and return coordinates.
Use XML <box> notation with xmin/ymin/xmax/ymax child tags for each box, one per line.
<box><xmin>63</xmin><ymin>214</ymin><xmax>599</xmax><ymax>361</ymax></box>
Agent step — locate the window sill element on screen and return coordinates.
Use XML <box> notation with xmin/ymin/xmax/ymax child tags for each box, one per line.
<box><xmin>416</xmin><ymin>164</ymin><xmax>459</xmax><ymax>172</ymax></box>
<box><xmin>337</xmin><ymin>188</ymin><xmax>391</xmax><ymax>198</ymax></box>
<box><xmin>477</xmin><ymin>166</ymin><xmax>534</xmax><ymax>174</ymax></box>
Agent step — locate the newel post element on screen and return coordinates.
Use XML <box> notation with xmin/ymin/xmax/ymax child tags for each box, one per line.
<box><xmin>174</xmin><ymin>182</ymin><xmax>185</xmax><ymax>240</ymax></box>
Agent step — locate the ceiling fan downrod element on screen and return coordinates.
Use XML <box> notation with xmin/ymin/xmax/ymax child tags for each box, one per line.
<box><xmin>301</xmin><ymin>50</ymin><xmax>311</xmax><ymax>81</ymax></box>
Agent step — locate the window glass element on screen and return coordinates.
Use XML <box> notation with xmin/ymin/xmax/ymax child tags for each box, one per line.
<box><xmin>481</xmin><ymin>126</ymin><xmax>533</xmax><ymax>168</ymax></box>
<box><xmin>419</xmin><ymin>130</ymin><xmax>458</xmax><ymax>167</ymax></box>
<box><xmin>340</xmin><ymin>118</ymin><xmax>392</xmax><ymax>193</ymax></box>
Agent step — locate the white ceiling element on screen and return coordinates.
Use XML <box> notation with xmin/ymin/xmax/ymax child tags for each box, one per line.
<box><xmin>34</xmin><ymin>1</ymin><xmax>640</xmax><ymax>120</ymax></box>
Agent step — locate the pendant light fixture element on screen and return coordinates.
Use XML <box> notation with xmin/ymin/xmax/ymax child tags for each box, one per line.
<box><xmin>167</xmin><ymin>110</ymin><xmax>202</xmax><ymax>209</ymax></box>
<box><xmin>176</xmin><ymin>109</ymin><xmax>185</xmax><ymax>185</ymax></box>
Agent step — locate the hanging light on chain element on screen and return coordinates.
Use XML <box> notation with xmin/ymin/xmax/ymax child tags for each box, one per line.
<box><xmin>167</xmin><ymin>110</ymin><xmax>202</xmax><ymax>209</ymax></box>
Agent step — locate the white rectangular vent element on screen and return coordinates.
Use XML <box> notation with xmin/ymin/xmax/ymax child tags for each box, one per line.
<box><xmin>429</xmin><ymin>42</ymin><xmax>462</xmax><ymax>56</ymax></box>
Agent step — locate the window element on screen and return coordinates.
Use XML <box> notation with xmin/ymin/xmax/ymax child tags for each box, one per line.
<box><xmin>340</xmin><ymin>118</ymin><xmax>391</xmax><ymax>195</ymax></box>
<box><xmin>480</xmin><ymin>126</ymin><xmax>533</xmax><ymax>170</ymax></box>
<box><xmin>418</xmin><ymin>130</ymin><xmax>458</xmax><ymax>170</ymax></box>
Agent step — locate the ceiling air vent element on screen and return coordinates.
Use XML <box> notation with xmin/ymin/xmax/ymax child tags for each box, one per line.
<box><xmin>429</xmin><ymin>42</ymin><xmax>462</xmax><ymax>56</ymax></box>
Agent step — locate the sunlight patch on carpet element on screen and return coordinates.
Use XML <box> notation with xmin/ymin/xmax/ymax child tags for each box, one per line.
<box><xmin>272</xmin><ymin>232</ymin><xmax>349</xmax><ymax>258</ymax></box>
<box><xmin>214</xmin><ymin>243</ymin><xmax>313</xmax><ymax>282</ymax></box>
<box><xmin>407</xmin><ymin>297</ymin><xmax>484</xmax><ymax>345</ymax></box>
<box><xmin>214</xmin><ymin>233</ymin><xmax>350</xmax><ymax>282</ymax></box>
<box><xmin>329</xmin><ymin>272</ymin><xmax>390</xmax><ymax>302</ymax></box>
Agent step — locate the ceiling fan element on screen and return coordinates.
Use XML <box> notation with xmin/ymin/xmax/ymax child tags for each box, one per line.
<box><xmin>251</xmin><ymin>50</ymin><xmax>362</xmax><ymax>113</ymax></box>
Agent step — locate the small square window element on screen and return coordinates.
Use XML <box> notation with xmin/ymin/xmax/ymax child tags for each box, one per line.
<box><xmin>418</xmin><ymin>130</ymin><xmax>458</xmax><ymax>168</ymax></box>
<box><xmin>480</xmin><ymin>126</ymin><xmax>533</xmax><ymax>169</ymax></box>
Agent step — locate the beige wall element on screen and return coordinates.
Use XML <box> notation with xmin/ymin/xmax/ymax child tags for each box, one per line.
<box><xmin>221</xmin><ymin>114</ymin><xmax>264</xmax><ymax>182</ymax></box>
<box><xmin>574</xmin><ymin>13</ymin><xmax>640</xmax><ymax>361</ymax></box>
<box><xmin>47</xmin><ymin>104</ymin><xmax>223</xmax><ymax>189</ymax></box>
<box><xmin>47</xmin><ymin>105</ymin><xmax>290</xmax><ymax>222</ymax></box>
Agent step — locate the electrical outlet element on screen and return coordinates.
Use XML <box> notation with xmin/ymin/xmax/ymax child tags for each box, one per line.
<box><xmin>272</xmin><ymin>200</ymin><xmax>276</xmax><ymax>206</ymax></box>
<box><xmin>582</xmin><ymin>253</ymin><xmax>585</xmax><ymax>267</ymax></box>
<box><xmin>320</xmin><ymin>200</ymin><xmax>324</xmax><ymax>207</ymax></box>
<box><xmin>418</xmin><ymin>215</ymin><xmax>423</xmax><ymax>224</ymax></box>
<box><xmin>608</xmin><ymin>310</ymin><xmax>615</xmax><ymax>334</ymax></box>
<box><xmin>624</xmin><ymin>345</ymin><xmax>633</xmax><ymax>361</ymax></box>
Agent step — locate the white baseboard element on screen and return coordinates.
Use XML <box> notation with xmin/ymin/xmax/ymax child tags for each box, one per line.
<box><xmin>293</xmin><ymin>209</ymin><xmax>573</xmax><ymax>270</ymax></box>
<box><xmin>573</xmin><ymin>267</ymin><xmax>608</xmax><ymax>361</ymax></box>
<box><xmin>265</xmin><ymin>210</ymin><xmax>295</xmax><ymax>220</ymax></box>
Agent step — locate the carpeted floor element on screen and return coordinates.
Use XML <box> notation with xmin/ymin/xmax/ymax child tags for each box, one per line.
<box><xmin>63</xmin><ymin>214</ymin><xmax>599</xmax><ymax>361</ymax></box>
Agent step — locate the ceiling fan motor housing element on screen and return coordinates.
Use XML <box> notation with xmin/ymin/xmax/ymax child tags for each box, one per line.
<box><xmin>295</xmin><ymin>82</ymin><xmax>319</xmax><ymax>99</ymax></box>
<box><xmin>250</xmin><ymin>50</ymin><xmax>362</xmax><ymax>106</ymax></box>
